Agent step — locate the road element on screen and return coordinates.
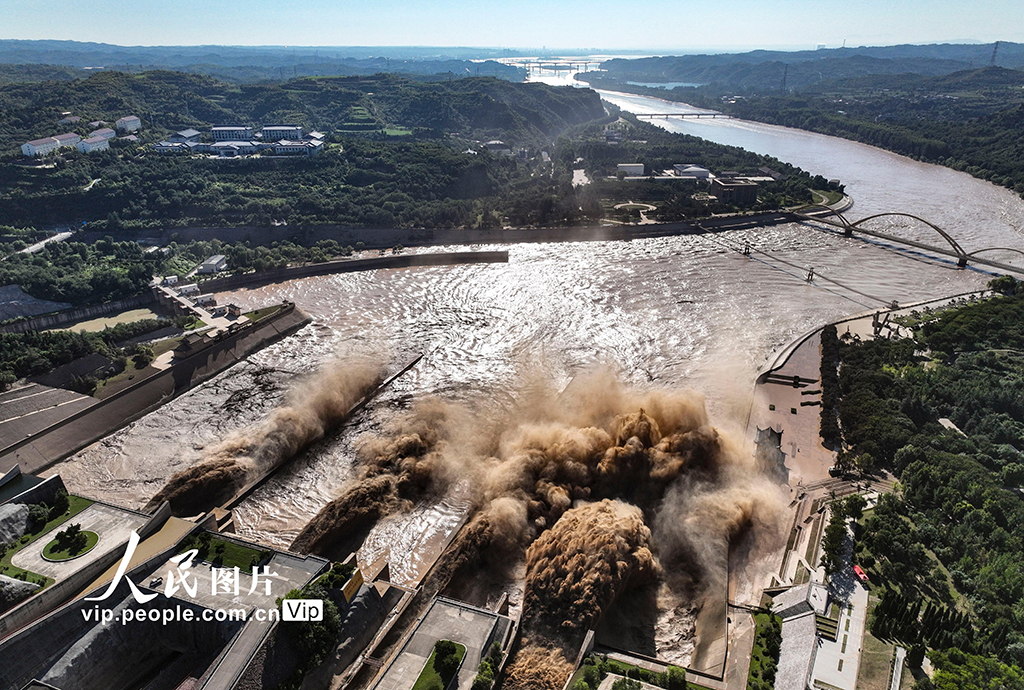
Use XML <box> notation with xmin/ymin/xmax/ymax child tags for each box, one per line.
<box><xmin>19</xmin><ymin>231</ymin><xmax>74</xmax><ymax>255</ymax></box>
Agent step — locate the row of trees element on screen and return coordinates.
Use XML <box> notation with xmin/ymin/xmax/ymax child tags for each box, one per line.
<box><xmin>819</xmin><ymin>324</ymin><xmax>841</xmax><ymax>449</ymax></box>
<box><xmin>574</xmin><ymin>656</ymin><xmax>687</xmax><ymax>690</ymax></box>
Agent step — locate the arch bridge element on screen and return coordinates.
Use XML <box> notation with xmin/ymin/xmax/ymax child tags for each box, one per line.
<box><xmin>790</xmin><ymin>205</ymin><xmax>1024</xmax><ymax>276</ymax></box>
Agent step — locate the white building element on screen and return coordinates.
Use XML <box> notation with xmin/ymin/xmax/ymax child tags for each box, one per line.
<box><xmin>53</xmin><ymin>133</ymin><xmax>81</xmax><ymax>149</ymax></box>
<box><xmin>21</xmin><ymin>137</ymin><xmax>60</xmax><ymax>157</ymax></box>
<box><xmin>194</xmin><ymin>294</ymin><xmax>217</xmax><ymax>307</ymax></box>
<box><xmin>617</xmin><ymin>163</ymin><xmax>645</xmax><ymax>177</ymax></box>
<box><xmin>261</xmin><ymin>125</ymin><xmax>303</xmax><ymax>141</ymax></box>
<box><xmin>271</xmin><ymin>139</ymin><xmax>323</xmax><ymax>157</ymax></box>
<box><xmin>484</xmin><ymin>140</ymin><xmax>512</xmax><ymax>154</ymax></box>
<box><xmin>169</xmin><ymin>128</ymin><xmax>202</xmax><ymax>143</ymax></box>
<box><xmin>211</xmin><ymin>141</ymin><xmax>259</xmax><ymax>157</ymax></box>
<box><xmin>115</xmin><ymin>115</ymin><xmax>142</xmax><ymax>133</ymax></box>
<box><xmin>197</xmin><ymin>255</ymin><xmax>228</xmax><ymax>274</ymax></box>
<box><xmin>211</xmin><ymin>126</ymin><xmax>253</xmax><ymax>141</ymax></box>
<box><xmin>177</xmin><ymin>283</ymin><xmax>200</xmax><ymax>296</ymax></box>
<box><xmin>77</xmin><ymin>136</ymin><xmax>110</xmax><ymax>153</ymax></box>
<box><xmin>89</xmin><ymin>127</ymin><xmax>117</xmax><ymax>140</ymax></box>
<box><xmin>673</xmin><ymin>164</ymin><xmax>711</xmax><ymax>179</ymax></box>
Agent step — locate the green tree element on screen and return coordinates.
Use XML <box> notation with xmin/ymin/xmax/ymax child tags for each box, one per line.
<box><xmin>433</xmin><ymin>640</ymin><xmax>460</xmax><ymax>680</ymax></box>
<box><xmin>820</xmin><ymin>504</ymin><xmax>849</xmax><ymax>577</ymax></box>
<box><xmin>665</xmin><ymin>665</ymin><xmax>688</xmax><ymax>690</ymax></box>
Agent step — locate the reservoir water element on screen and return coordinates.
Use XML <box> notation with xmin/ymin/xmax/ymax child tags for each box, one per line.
<box><xmin>52</xmin><ymin>85</ymin><xmax>1024</xmax><ymax>609</ymax></box>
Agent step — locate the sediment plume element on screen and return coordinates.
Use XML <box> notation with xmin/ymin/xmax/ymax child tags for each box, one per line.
<box><xmin>291</xmin><ymin>366</ymin><xmax>786</xmax><ymax>682</ymax></box>
<box><xmin>146</xmin><ymin>360</ymin><xmax>382</xmax><ymax>516</ymax></box>
<box><xmin>505</xmin><ymin>500</ymin><xmax>657</xmax><ymax>690</ymax></box>
<box><xmin>291</xmin><ymin>399</ymin><xmax>461</xmax><ymax>554</ymax></box>
<box><xmin>655</xmin><ymin>477</ymin><xmax>787</xmax><ymax>598</ymax></box>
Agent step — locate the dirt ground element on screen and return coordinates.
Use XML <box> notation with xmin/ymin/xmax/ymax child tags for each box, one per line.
<box><xmin>56</xmin><ymin>307</ymin><xmax>163</xmax><ymax>333</ymax></box>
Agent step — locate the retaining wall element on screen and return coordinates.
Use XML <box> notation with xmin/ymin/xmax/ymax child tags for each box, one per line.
<box><xmin>200</xmin><ymin>250</ymin><xmax>509</xmax><ymax>292</ymax></box>
<box><xmin>5</xmin><ymin>475</ymin><xmax>67</xmax><ymax>508</ymax></box>
<box><xmin>83</xmin><ymin>210</ymin><xmax>800</xmax><ymax>252</ymax></box>
<box><xmin>0</xmin><ymin>293</ymin><xmax>156</xmax><ymax>334</ymax></box>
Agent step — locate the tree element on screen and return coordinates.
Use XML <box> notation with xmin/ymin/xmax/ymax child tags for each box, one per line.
<box><xmin>844</xmin><ymin>494</ymin><xmax>867</xmax><ymax>521</ymax></box>
<box><xmin>278</xmin><ymin>584</ymin><xmax>341</xmax><ymax>672</ymax></box>
<box><xmin>27</xmin><ymin>503</ymin><xmax>49</xmax><ymax>529</ymax></box>
<box><xmin>611</xmin><ymin>679</ymin><xmax>641</xmax><ymax>690</ymax></box>
<box><xmin>820</xmin><ymin>504</ymin><xmax>849</xmax><ymax>576</ymax></box>
<box><xmin>856</xmin><ymin>452</ymin><xmax>876</xmax><ymax>476</ymax></box>
<box><xmin>56</xmin><ymin>523</ymin><xmax>88</xmax><ymax>554</ymax></box>
<box><xmin>49</xmin><ymin>490</ymin><xmax>69</xmax><ymax>519</ymax></box>
<box><xmin>665</xmin><ymin>666</ymin><xmax>688</xmax><ymax>690</ymax></box>
<box><xmin>1002</xmin><ymin>463</ymin><xmax>1024</xmax><ymax>487</ymax></box>
<box><xmin>433</xmin><ymin>640</ymin><xmax>460</xmax><ymax>680</ymax></box>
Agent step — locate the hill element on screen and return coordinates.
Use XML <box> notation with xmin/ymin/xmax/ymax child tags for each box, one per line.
<box><xmin>0</xmin><ymin>71</ymin><xmax>602</xmax><ymax>152</ymax></box>
<box><xmin>0</xmin><ymin>40</ymin><xmax>526</xmax><ymax>84</ymax></box>
<box><xmin>587</xmin><ymin>42</ymin><xmax>1024</xmax><ymax>93</ymax></box>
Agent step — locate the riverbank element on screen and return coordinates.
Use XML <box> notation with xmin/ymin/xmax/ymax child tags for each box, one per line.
<box><xmin>77</xmin><ymin>209</ymin><xmax>804</xmax><ymax>252</ymax></box>
<box><xmin>199</xmin><ymin>250</ymin><xmax>510</xmax><ymax>292</ymax></box>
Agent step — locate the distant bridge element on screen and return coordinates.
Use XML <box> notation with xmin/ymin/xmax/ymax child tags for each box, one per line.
<box><xmin>792</xmin><ymin>205</ymin><xmax>1024</xmax><ymax>277</ymax></box>
<box><xmin>635</xmin><ymin>112</ymin><xmax>733</xmax><ymax>119</ymax></box>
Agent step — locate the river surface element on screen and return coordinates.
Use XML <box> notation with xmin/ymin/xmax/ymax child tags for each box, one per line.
<box><xmin>52</xmin><ymin>85</ymin><xmax>1024</xmax><ymax>632</ymax></box>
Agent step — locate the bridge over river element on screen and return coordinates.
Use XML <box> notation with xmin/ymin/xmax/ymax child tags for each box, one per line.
<box><xmin>635</xmin><ymin>112</ymin><xmax>733</xmax><ymax>119</ymax></box>
<box><xmin>792</xmin><ymin>205</ymin><xmax>1024</xmax><ymax>277</ymax></box>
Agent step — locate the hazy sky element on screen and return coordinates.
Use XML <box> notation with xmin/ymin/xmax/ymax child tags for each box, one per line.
<box><xmin>2</xmin><ymin>0</ymin><xmax>1022</xmax><ymax>50</ymax></box>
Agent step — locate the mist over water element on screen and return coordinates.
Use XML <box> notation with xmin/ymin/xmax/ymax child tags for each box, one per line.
<box><xmin>51</xmin><ymin>90</ymin><xmax>1024</xmax><ymax>594</ymax></box>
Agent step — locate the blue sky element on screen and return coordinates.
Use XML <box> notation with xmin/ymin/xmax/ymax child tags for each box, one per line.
<box><xmin>2</xmin><ymin>0</ymin><xmax>1022</xmax><ymax>50</ymax></box>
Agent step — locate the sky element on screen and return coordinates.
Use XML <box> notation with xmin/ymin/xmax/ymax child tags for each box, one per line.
<box><xmin>1</xmin><ymin>0</ymin><xmax>1023</xmax><ymax>51</ymax></box>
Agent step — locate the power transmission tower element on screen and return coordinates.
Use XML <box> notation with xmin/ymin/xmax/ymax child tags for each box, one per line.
<box><xmin>991</xmin><ymin>41</ymin><xmax>1000</xmax><ymax>66</ymax></box>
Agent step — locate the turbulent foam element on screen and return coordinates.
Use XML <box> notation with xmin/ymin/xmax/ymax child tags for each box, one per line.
<box><xmin>291</xmin><ymin>367</ymin><xmax>786</xmax><ymax>685</ymax></box>
<box><xmin>146</xmin><ymin>360</ymin><xmax>382</xmax><ymax>516</ymax></box>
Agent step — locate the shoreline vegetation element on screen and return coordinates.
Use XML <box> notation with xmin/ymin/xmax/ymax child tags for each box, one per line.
<box><xmin>805</xmin><ymin>277</ymin><xmax>1024</xmax><ymax>687</ymax></box>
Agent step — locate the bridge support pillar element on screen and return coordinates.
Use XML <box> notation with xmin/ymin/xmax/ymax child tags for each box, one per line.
<box><xmin>844</xmin><ymin>227</ymin><xmax>853</xmax><ymax>237</ymax></box>
<box><xmin>957</xmin><ymin>256</ymin><xmax>968</xmax><ymax>268</ymax></box>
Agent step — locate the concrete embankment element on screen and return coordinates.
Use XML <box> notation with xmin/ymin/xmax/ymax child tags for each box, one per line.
<box><xmin>0</xmin><ymin>304</ymin><xmax>311</xmax><ymax>476</ymax></box>
<box><xmin>0</xmin><ymin>293</ymin><xmax>156</xmax><ymax>334</ymax></box>
<box><xmin>80</xmin><ymin>210</ymin><xmax>804</xmax><ymax>252</ymax></box>
<box><xmin>200</xmin><ymin>250</ymin><xmax>510</xmax><ymax>292</ymax></box>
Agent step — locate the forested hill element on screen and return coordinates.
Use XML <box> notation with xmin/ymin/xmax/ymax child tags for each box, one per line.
<box><xmin>0</xmin><ymin>71</ymin><xmax>604</xmax><ymax>151</ymax></box>
<box><xmin>0</xmin><ymin>40</ymin><xmax>526</xmax><ymax>83</ymax></box>
<box><xmin>588</xmin><ymin>42</ymin><xmax>1024</xmax><ymax>93</ymax></box>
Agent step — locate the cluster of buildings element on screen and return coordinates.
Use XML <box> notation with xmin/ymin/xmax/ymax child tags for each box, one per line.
<box><xmin>159</xmin><ymin>255</ymin><xmax>234</xmax><ymax>315</ymax></box>
<box><xmin>154</xmin><ymin>124</ymin><xmax>325</xmax><ymax>158</ymax></box>
<box><xmin>614</xmin><ymin>162</ymin><xmax>776</xmax><ymax>204</ymax></box>
<box><xmin>20</xmin><ymin>115</ymin><xmax>141</xmax><ymax>157</ymax></box>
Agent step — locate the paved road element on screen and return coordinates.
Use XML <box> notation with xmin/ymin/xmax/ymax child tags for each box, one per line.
<box><xmin>891</xmin><ymin>646</ymin><xmax>907</xmax><ymax>690</ymax></box>
<box><xmin>20</xmin><ymin>231</ymin><xmax>73</xmax><ymax>255</ymax></box>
